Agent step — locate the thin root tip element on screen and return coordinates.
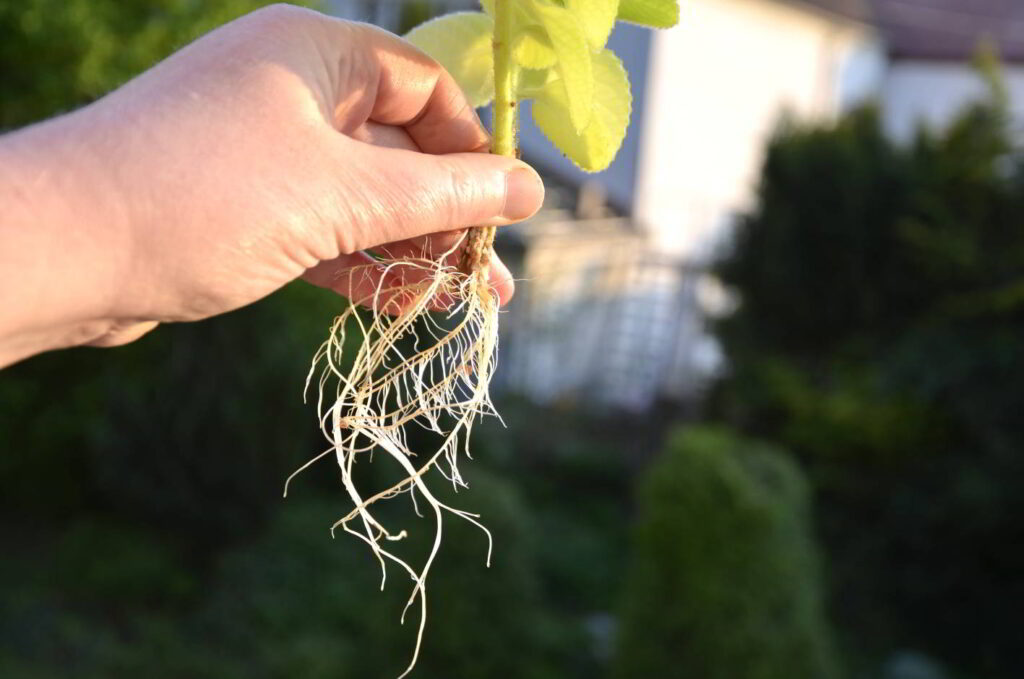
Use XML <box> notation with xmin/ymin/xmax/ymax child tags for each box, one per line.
<box><xmin>386</xmin><ymin>530</ymin><xmax>409</xmax><ymax>542</ymax></box>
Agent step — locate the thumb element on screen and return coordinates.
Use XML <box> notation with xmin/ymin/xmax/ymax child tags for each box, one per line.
<box><xmin>346</xmin><ymin>143</ymin><xmax>545</xmax><ymax>249</ymax></box>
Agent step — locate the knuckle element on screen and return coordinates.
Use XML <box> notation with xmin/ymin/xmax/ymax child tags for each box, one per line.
<box><xmin>334</xmin><ymin>226</ymin><xmax>360</xmax><ymax>257</ymax></box>
<box><xmin>240</xmin><ymin>4</ymin><xmax>324</xmax><ymax>40</ymax></box>
<box><xmin>251</xmin><ymin>3</ymin><xmax>307</xmax><ymax>25</ymax></box>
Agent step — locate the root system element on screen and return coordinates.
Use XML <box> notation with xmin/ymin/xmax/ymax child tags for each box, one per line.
<box><xmin>287</xmin><ymin>236</ymin><xmax>500</xmax><ymax>677</ymax></box>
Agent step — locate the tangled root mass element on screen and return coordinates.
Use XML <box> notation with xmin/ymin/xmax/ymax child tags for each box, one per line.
<box><xmin>286</xmin><ymin>242</ymin><xmax>500</xmax><ymax>678</ymax></box>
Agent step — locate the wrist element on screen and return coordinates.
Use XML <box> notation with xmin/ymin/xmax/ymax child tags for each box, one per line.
<box><xmin>0</xmin><ymin>110</ymin><xmax>135</xmax><ymax>366</ymax></box>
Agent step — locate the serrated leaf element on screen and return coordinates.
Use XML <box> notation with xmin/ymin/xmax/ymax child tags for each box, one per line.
<box><xmin>404</xmin><ymin>12</ymin><xmax>495</xmax><ymax>108</ymax></box>
<box><xmin>527</xmin><ymin>0</ymin><xmax>593</xmax><ymax>132</ymax></box>
<box><xmin>533</xmin><ymin>49</ymin><xmax>631</xmax><ymax>172</ymax></box>
<box><xmin>617</xmin><ymin>0</ymin><xmax>679</xmax><ymax>28</ymax></box>
<box><xmin>567</xmin><ymin>0</ymin><xmax>619</xmax><ymax>51</ymax></box>
<box><xmin>514</xmin><ymin>26</ymin><xmax>557</xmax><ymax>69</ymax></box>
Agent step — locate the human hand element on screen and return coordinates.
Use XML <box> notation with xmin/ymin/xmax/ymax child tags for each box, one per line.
<box><xmin>0</xmin><ymin>4</ymin><xmax>543</xmax><ymax>366</ymax></box>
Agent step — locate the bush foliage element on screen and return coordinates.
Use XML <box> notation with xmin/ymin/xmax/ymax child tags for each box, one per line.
<box><xmin>612</xmin><ymin>427</ymin><xmax>839</xmax><ymax>679</ymax></box>
<box><xmin>0</xmin><ymin>0</ymin><xmax>294</xmax><ymax>130</ymax></box>
<box><xmin>713</xmin><ymin>63</ymin><xmax>1024</xmax><ymax>677</ymax></box>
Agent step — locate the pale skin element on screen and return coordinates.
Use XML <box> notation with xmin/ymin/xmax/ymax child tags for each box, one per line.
<box><xmin>0</xmin><ymin>4</ymin><xmax>544</xmax><ymax>369</ymax></box>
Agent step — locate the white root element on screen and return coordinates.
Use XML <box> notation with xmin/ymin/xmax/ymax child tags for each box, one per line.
<box><xmin>288</xmin><ymin>237</ymin><xmax>500</xmax><ymax>678</ymax></box>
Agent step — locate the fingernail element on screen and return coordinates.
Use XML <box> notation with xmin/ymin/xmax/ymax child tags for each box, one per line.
<box><xmin>501</xmin><ymin>167</ymin><xmax>545</xmax><ymax>221</ymax></box>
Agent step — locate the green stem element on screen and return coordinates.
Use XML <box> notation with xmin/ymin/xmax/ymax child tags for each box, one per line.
<box><xmin>491</xmin><ymin>0</ymin><xmax>517</xmax><ymax>159</ymax></box>
<box><xmin>464</xmin><ymin>0</ymin><xmax>517</xmax><ymax>275</ymax></box>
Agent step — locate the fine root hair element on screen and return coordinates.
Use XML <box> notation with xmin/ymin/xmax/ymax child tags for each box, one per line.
<box><xmin>287</xmin><ymin>240</ymin><xmax>501</xmax><ymax>678</ymax></box>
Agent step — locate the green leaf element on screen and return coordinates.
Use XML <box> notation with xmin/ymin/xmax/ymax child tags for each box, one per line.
<box><xmin>617</xmin><ymin>0</ymin><xmax>679</xmax><ymax>28</ymax></box>
<box><xmin>514</xmin><ymin>26</ymin><xmax>557</xmax><ymax>69</ymax></box>
<box><xmin>567</xmin><ymin>0</ymin><xmax>620</xmax><ymax>51</ymax></box>
<box><xmin>526</xmin><ymin>0</ymin><xmax>594</xmax><ymax>131</ymax></box>
<box><xmin>532</xmin><ymin>49</ymin><xmax>631</xmax><ymax>172</ymax></box>
<box><xmin>517</xmin><ymin>67</ymin><xmax>557</xmax><ymax>99</ymax></box>
<box><xmin>404</xmin><ymin>12</ymin><xmax>495</xmax><ymax>108</ymax></box>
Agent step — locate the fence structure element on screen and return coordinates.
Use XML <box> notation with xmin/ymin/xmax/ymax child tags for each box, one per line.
<box><xmin>496</xmin><ymin>215</ymin><xmax>719</xmax><ymax>412</ymax></box>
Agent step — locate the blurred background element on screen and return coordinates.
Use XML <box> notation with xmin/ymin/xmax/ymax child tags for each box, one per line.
<box><xmin>2</xmin><ymin>1</ymin><xmax>1023</xmax><ymax>678</ymax></box>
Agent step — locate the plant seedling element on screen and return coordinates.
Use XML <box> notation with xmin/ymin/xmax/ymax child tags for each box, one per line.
<box><xmin>290</xmin><ymin>1</ymin><xmax>679</xmax><ymax>675</ymax></box>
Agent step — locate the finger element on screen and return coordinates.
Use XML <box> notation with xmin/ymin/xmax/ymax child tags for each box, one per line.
<box><xmin>303</xmin><ymin>251</ymin><xmax>395</xmax><ymax>306</ymax></box>
<box><xmin>349</xmin><ymin>122</ymin><xmax>461</xmax><ymax>253</ymax></box>
<box><xmin>304</xmin><ymin>251</ymin><xmax>441</xmax><ymax>315</ymax></box>
<box><xmin>338</xmin><ymin>23</ymin><xmax>491</xmax><ymax>155</ymax></box>
<box><xmin>302</xmin><ymin>252</ymin><xmax>408</xmax><ymax>314</ymax></box>
<box><xmin>341</xmin><ymin>141</ymin><xmax>544</xmax><ymax>250</ymax></box>
<box><xmin>373</xmin><ymin>237</ymin><xmax>516</xmax><ymax>307</ymax></box>
<box><xmin>349</xmin><ymin>121</ymin><xmax>418</xmax><ymax>149</ymax></box>
<box><xmin>304</xmin><ymin>244</ymin><xmax>514</xmax><ymax>312</ymax></box>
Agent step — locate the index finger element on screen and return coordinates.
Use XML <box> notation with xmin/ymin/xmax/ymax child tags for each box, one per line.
<box><xmin>335</xmin><ymin>23</ymin><xmax>491</xmax><ymax>155</ymax></box>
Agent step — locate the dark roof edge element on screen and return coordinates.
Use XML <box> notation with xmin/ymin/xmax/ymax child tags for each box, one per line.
<box><xmin>888</xmin><ymin>50</ymin><xmax>1024</xmax><ymax>65</ymax></box>
<box><xmin>770</xmin><ymin>0</ymin><xmax>875</xmax><ymax>26</ymax></box>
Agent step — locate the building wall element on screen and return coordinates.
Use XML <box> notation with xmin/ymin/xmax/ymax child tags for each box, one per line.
<box><xmin>882</xmin><ymin>60</ymin><xmax>1024</xmax><ymax>141</ymax></box>
<box><xmin>632</xmin><ymin>0</ymin><xmax>878</xmax><ymax>259</ymax></box>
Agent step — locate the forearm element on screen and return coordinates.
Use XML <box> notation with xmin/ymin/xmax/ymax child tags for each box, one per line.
<box><xmin>0</xmin><ymin>111</ymin><xmax>131</xmax><ymax>367</ymax></box>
